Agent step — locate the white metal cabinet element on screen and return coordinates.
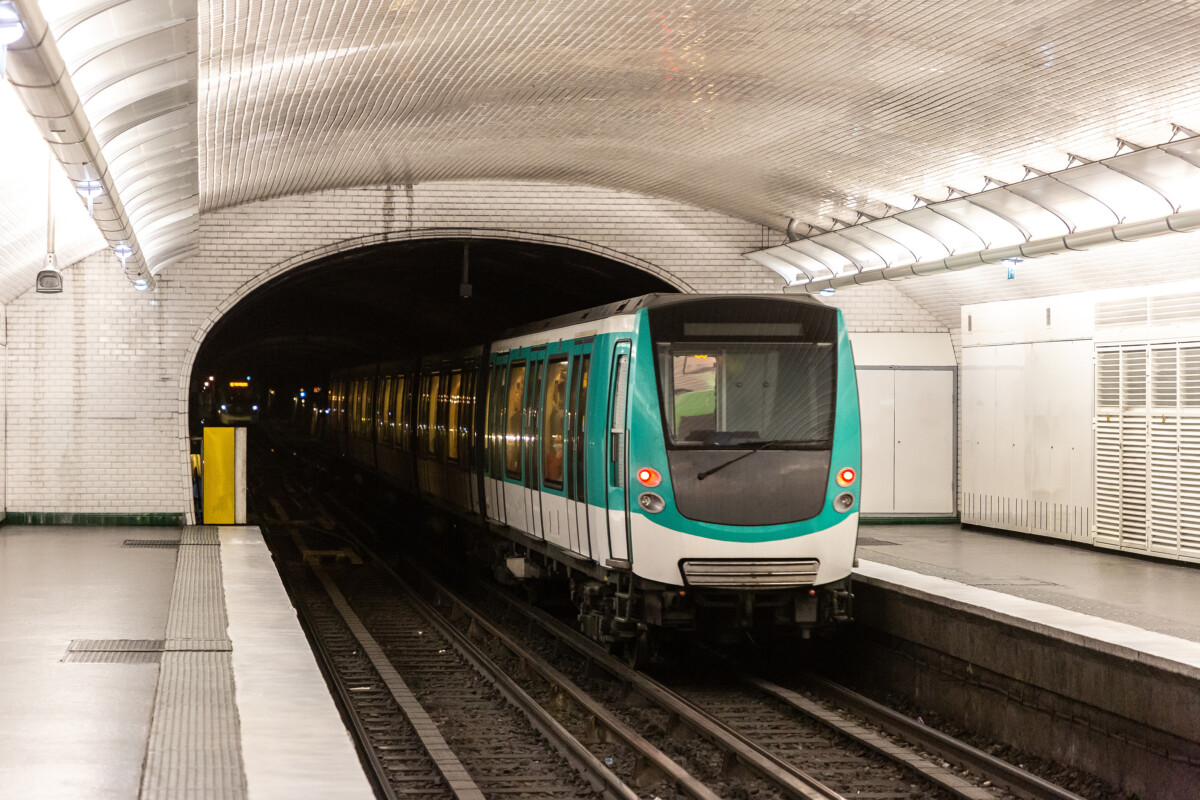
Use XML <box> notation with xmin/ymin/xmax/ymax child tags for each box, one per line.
<box><xmin>857</xmin><ymin>368</ymin><xmax>955</xmax><ymax>516</ymax></box>
<box><xmin>894</xmin><ymin>370</ymin><xmax>956</xmax><ymax>514</ymax></box>
<box><xmin>961</xmin><ymin>340</ymin><xmax>1092</xmax><ymax>540</ymax></box>
<box><xmin>857</xmin><ymin>370</ymin><xmax>895</xmax><ymax>513</ymax></box>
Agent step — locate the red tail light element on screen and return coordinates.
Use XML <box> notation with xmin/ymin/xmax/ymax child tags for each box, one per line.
<box><xmin>836</xmin><ymin>467</ymin><xmax>856</xmax><ymax>487</ymax></box>
<box><xmin>637</xmin><ymin>467</ymin><xmax>663</xmax><ymax>487</ymax></box>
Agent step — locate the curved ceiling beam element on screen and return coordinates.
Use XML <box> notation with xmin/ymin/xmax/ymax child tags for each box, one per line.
<box><xmin>5</xmin><ymin>0</ymin><xmax>151</xmax><ymax>286</ymax></box>
<box><xmin>751</xmin><ymin>133</ymin><xmax>1200</xmax><ymax>292</ymax></box>
<box><xmin>4</xmin><ymin>0</ymin><xmax>198</xmax><ymax>289</ymax></box>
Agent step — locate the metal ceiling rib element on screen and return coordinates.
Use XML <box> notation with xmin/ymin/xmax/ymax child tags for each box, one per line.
<box><xmin>5</xmin><ymin>0</ymin><xmax>197</xmax><ymax>285</ymax></box>
<box><xmin>750</xmin><ymin>135</ymin><xmax>1200</xmax><ymax>291</ymax></box>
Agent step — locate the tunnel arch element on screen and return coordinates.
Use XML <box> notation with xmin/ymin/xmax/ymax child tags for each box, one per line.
<box><xmin>177</xmin><ymin>230</ymin><xmax>688</xmax><ymax>521</ymax></box>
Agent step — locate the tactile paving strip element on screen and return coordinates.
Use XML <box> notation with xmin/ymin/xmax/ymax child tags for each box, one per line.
<box><xmin>123</xmin><ymin>540</ymin><xmax>182</xmax><ymax>548</ymax></box>
<box><xmin>62</xmin><ymin>639</ymin><xmax>166</xmax><ymax>664</ymax></box>
<box><xmin>181</xmin><ymin>527</ymin><xmax>220</xmax><ymax>546</ymax></box>
<box><xmin>140</xmin><ymin>526</ymin><xmax>247</xmax><ymax>800</ymax></box>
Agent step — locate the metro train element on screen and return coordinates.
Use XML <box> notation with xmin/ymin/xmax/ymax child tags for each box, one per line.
<box><xmin>326</xmin><ymin>294</ymin><xmax>861</xmax><ymax>657</ymax></box>
<box><xmin>199</xmin><ymin>376</ymin><xmax>261</xmax><ymax>426</ymax></box>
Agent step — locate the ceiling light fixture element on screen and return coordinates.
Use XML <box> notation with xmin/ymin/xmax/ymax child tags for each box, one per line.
<box><xmin>0</xmin><ymin>2</ymin><xmax>23</xmax><ymax>78</ymax></box>
<box><xmin>76</xmin><ymin>180</ymin><xmax>104</xmax><ymax>217</ymax></box>
<box><xmin>36</xmin><ymin>155</ymin><xmax>63</xmax><ymax>294</ymax></box>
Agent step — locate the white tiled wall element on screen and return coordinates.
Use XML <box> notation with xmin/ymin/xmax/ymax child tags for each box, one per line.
<box><xmin>3</xmin><ymin>182</ymin><xmax>942</xmax><ymax>518</ymax></box>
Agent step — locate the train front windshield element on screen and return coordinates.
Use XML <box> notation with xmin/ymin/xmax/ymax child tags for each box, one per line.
<box><xmin>651</xmin><ymin>302</ymin><xmax>838</xmax><ymax>450</ymax></box>
<box><xmin>659</xmin><ymin>342</ymin><xmax>835</xmax><ymax>448</ymax></box>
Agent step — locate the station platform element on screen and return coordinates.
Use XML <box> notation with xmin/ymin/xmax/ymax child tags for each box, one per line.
<box><xmin>0</xmin><ymin>524</ymin><xmax>373</xmax><ymax>800</ymax></box>
<box><xmin>854</xmin><ymin>523</ymin><xmax>1200</xmax><ymax>673</ymax></box>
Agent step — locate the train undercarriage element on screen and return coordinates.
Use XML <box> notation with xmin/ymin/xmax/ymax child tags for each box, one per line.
<box><xmin>466</xmin><ymin>519</ymin><xmax>854</xmax><ymax>664</ymax></box>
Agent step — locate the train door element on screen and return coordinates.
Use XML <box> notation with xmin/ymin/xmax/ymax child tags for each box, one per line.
<box><xmin>605</xmin><ymin>340</ymin><xmax>633</xmax><ymax>563</ymax></box>
<box><xmin>501</xmin><ymin>359</ymin><xmax>527</xmax><ymax>532</ymax></box>
<box><xmin>523</xmin><ymin>351</ymin><xmax>547</xmax><ymax>538</ymax></box>
<box><xmin>485</xmin><ymin>359</ymin><xmax>507</xmax><ymax>524</ymax></box>
<box><xmin>539</xmin><ymin>356</ymin><xmax>571</xmax><ymax>549</ymax></box>
<box><xmin>565</xmin><ymin>343</ymin><xmax>593</xmax><ymax>558</ymax></box>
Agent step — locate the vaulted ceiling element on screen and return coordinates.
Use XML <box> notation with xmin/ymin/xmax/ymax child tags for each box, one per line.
<box><xmin>2</xmin><ymin>0</ymin><xmax>1200</xmax><ymax>303</ymax></box>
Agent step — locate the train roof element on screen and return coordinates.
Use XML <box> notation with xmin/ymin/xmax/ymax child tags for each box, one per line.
<box><xmin>495</xmin><ymin>292</ymin><xmax>827</xmax><ymax>340</ymax></box>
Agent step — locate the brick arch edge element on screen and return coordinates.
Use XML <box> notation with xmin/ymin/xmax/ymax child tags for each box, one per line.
<box><xmin>175</xmin><ymin>226</ymin><xmax>694</xmax><ymax>522</ymax></box>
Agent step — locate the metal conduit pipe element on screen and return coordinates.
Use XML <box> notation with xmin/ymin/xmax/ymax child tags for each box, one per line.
<box><xmin>794</xmin><ymin>208</ymin><xmax>1200</xmax><ymax>294</ymax></box>
<box><xmin>4</xmin><ymin>0</ymin><xmax>153</xmax><ymax>289</ymax></box>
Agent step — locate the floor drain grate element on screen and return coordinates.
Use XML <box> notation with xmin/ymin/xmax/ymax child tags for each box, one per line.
<box><xmin>123</xmin><ymin>539</ymin><xmax>180</xmax><ymax>548</ymax></box>
<box><xmin>857</xmin><ymin>537</ymin><xmax>899</xmax><ymax>547</ymax></box>
<box><xmin>63</xmin><ymin>639</ymin><xmax>165</xmax><ymax>664</ymax></box>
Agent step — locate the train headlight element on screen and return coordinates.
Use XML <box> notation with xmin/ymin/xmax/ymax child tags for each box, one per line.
<box><xmin>836</xmin><ymin>467</ymin><xmax>856</xmax><ymax>487</ymax></box>
<box><xmin>636</xmin><ymin>467</ymin><xmax>663</xmax><ymax>488</ymax></box>
<box><xmin>834</xmin><ymin>492</ymin><xmax>855</xmax><ymax>513</ymax></box>
<box><xmin>638</xmin><ymin>492</ymin><xmax>666</xmax><ymax>513</ymax></box>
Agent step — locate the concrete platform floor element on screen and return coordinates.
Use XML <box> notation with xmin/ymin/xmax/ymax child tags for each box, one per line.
<box><xmin>0</xmin><ymin>527</ymin><xmax>176</xmax><ymax>800</ymax></box>
<box><xmin>858</xmin><ymin>524</ymin><xmax>1200</xmax><ymax>642</ymax></box>
<box><xmin>0</xmin><ymin>525</ymin><xmax>372</xmax><ymax>800</ymax></box>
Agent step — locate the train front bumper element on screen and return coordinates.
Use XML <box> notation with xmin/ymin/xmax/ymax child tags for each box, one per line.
<box><xmin>629</xmin><ymin>511</ymin><xmax>858</xmax><ymax>589</ymax></box>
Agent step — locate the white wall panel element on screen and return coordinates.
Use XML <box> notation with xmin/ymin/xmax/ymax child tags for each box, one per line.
<box><xmin>858</xmin><ymin>366</ymin><xmax>955</xmax><ymax>517</ymax></box>
<box><xmin>961</xmin><ymin>345</ymin><xmax>995</xmax><ymax>524</ymax></box>
<box><xmin>857</xmin><ymin>370</ymin><xmax>895</xmax><ymax>514</ymax></box>
<box><xmin>894</xmin><ymin>370</ymin><xmax>955</xmax><ymax>514</ymax></box>
<box><xmin>961</xmin><ymin>339</ymin><xmax>1092</xmax><ymax>539</ymax></box>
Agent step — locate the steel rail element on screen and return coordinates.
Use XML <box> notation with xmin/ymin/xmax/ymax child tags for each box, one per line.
<box><xmin>409</xmin><ymin>571</ymin><xmax>846</xmax><ymax>800</ymax></box>
<box><xmin>284</xmin><ymin>560</ymin><xmax>405</xmax><ymax>800</ymax></box>
<box><xmin>796</xmin><ymin>673</ymin><xmax>1089</xmax><ymax>800</ymax></box>
<box><xmin>372</xmin><ymin>563</ymin><xmax>640</xmax><ymax>800</ymax></box>
<box><xmin>422</xmin><ymin>580</ymin><xmax>724</xmax><ymax>800</ymax></box>
<box><xmin>256</xmin><ymin>456</ymin><xmax>633</xmax><ymax>800</ymax></box>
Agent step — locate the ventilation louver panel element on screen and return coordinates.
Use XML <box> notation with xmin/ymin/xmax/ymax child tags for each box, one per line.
<box><xmin>1095</xmin><ymin>340</ymin><xmax>1200</xmax><ymax>562</ymax></box>
<box><xmin>1149</xmin><ymin>415</ymin><xmax>1180</xmax><ymax>555</ymax></box>
<box><xmin>1095</xmin><ymin>298</ymin><xmax>1148</xmax><ymax>330</ymax></box>
<box><xmin>1096</xmin><ymin>347</ymin><xmax>1121</xmax><ymax>410</ymax></box>
<box><xmin>1093</xmin><ymin>417</ymin><xmax>1122</xmax><ymax>547</ymax></box>
<box><xmin>1180</xmin><ymin>418</ymin><xmax>1200</xmax><ymax>558</ymax></box>
<box><xmin>1151</xmin><ymin>292</ymin><xmax>1200</xmax><ymax>325</ymax></box>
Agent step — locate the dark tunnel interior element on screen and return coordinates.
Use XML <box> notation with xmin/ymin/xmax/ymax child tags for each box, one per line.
<box><xmin>190</xmin><ymin>238</ymin><xmax>678</xmax><ymax>427</ymax></box>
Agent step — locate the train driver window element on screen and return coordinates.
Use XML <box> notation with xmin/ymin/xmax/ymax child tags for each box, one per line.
<box><xmin>542</xmin><ymin>360</ymin><xmax>567</xmax><ymax>487</ymax></box>
<box><xmin>672</xmin><ymin>354</ymin><xmax>717</xmax><ymax>439</ymax></box>
<box><xmin>504</xmin><ymin>363</ymin><xmax>526</xmax><ymax>478</ymax></box>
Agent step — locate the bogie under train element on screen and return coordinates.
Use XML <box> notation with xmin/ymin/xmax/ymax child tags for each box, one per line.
<box><xmin>327</xmin><ymin>294</ymin><xmax>861</xmax><ymax>654</ymax></box>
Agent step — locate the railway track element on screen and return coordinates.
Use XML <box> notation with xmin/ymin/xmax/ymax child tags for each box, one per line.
<box><xmin>250</xmin><ymin>429</ymin><xmax>1089</xmax><ymax>800</ymax></box>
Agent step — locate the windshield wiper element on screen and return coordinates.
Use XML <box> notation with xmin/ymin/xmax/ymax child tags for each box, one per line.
<box><xmin>696</xmin><ymin>440</ymin><xmax>786</xmax><ymax>481</ymax></box>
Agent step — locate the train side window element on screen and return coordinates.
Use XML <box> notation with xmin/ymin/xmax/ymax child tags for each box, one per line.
<box><xmin>462</xmin><ymin>369</ymin><xmax>476</xmax><ymax>468</ymax></box>
<box><xmin>378</xmin><ymin>378</ymin><xmax>392</xmax><ymax>444</ymax></box>
<box><xmin>542</xmin><ymin>359</ymin><xmax>568</xmax><ymax>488</ymax></box>
<box><xmin>387</xmin><ymin>377</ymin><xmax>398</xmax><ymax>445</ymax></box>
<box><xmin>487</xmin><ymin>363</ymin><xmax>505</xmax><ymax>477</ymax></box>
<box><xmin>417</xmin><ymin>375</ymin><xmax>430</xmax><ymax>451</ymax></box>
<box><xmin>504</xmin><ymin>362</ymin><xmax>526</xmax><ymax>479</ymax></box>
<box><xmin>360</xmin><ymin>380</ymin><xmax>373</xmax><ymax>438</ymax></box>
<box><xmin>426</xmin><ymin>373</ymin><xmax>441</xmax><ymax>455</ymax></box>
<box><xmin>570</xmin><ymin>355</ymin><xmax>590</xmax><ymax>501</ymax></box>
<box><xmin>350</xmin><ymin>382</ymin><xmax>362</xmax><ymax>437</ymax></box>
<box><xmin>363</xmin><ymin>380</ymin><xmax>374</xmax><ymax>438</ymax></box>
<box><xmin>393</xmin><ymin>376</ymin><xmax>405</xmax><ymax>449</ymax></box>
<box><xmin>447</xmin><ymin>371</ymin><xmax>463</xmax><ymax>461</ymax></box>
